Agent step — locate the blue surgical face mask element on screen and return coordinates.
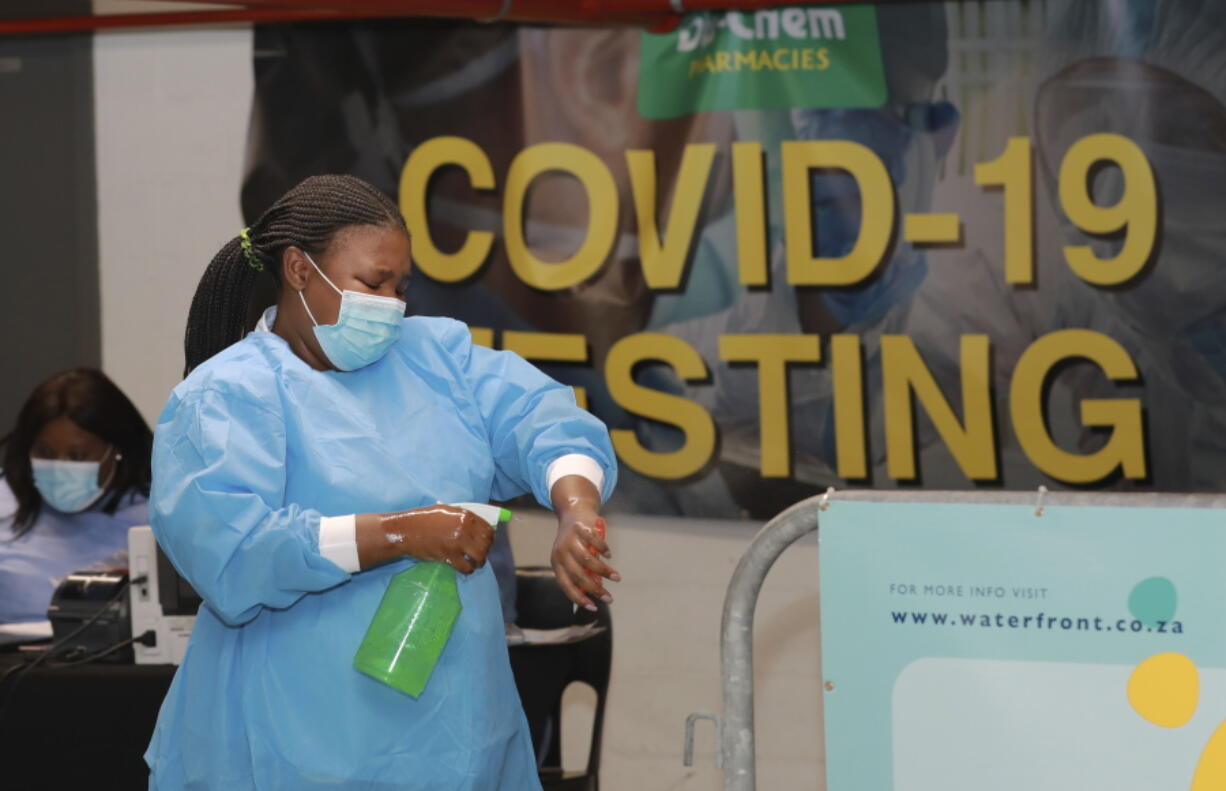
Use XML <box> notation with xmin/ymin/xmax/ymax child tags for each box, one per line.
<box><xmin>299</xmin><ymin>252</ymin><xmax>407</xmax><ymax>371</ymax></box>
<box><xmin>30</xmin><ymin>447</ymin><xmax>118</xmax><ymax>514</ymax></box>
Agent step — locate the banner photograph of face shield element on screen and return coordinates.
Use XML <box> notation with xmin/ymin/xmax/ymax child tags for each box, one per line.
<box><xmin>239</xmin><ymin>0</ymin><xmax>1226</xmax><ymax>516</ymax></box>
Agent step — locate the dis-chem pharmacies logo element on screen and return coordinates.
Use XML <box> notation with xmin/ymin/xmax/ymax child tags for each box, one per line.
<box><xmin>638</xmin><ymin>4</ymin><xmax>887</xmax><ymax>120</ymax></box>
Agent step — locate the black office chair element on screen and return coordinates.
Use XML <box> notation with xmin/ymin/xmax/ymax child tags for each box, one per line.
<box><xmin>509</xmin><ymin>566</ymin><xmax>612</xmax><ymax>791</ymax></box>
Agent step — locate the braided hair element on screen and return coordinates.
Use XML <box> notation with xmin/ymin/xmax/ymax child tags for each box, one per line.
<box><xmin>184</xmin><ymin>174</ymin><xmax>407</xmax><ymax>375</ymax></box>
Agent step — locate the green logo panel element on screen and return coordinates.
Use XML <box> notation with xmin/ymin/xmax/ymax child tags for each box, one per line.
<box><xmin>638</xmin><ymin>5</ymin><xmax>886</xmax><ymax>120</ymax></box>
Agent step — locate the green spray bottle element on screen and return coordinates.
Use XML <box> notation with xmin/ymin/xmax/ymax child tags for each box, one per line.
<box><xmin>353</xmin><ymin>502</ymin><xmax>511</xmax><ymax>697</ymax></box>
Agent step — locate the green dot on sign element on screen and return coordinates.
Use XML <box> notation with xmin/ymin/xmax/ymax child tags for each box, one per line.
<box><xmin>1128</xmin><ymin>577</ymin><xmax>1177</xmax><ymax>628</ymax></box>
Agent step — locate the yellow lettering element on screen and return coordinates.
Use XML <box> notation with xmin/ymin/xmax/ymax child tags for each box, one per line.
<box><xmin>802</xmin><ymin>48</ymin><xmax>815</xmax><ymax>69</ymax></box>
<box><xmin>734</xmin><ymin>50</ymin><xmax>755</xmax><ymax>70</ymax></box>
<box><xmin>469</xmin><ymin>326</ymin><xmax>495</xmax><ymax>349</ymax></box>
<box><xmin>754</xmin><ymin>50</ymin><xmax>774</xmax><ymax>70</ymax></box>
<box><xmin>718</xmin><ymin>334</ymin><xmax>821</xmax><ymax>477</ymax></box>
<box><xmin>1060</xmin><ymin>133</ymin><xmax>1157</xmax><ymax>286</ymax></box>
<box><xmin>715</xmin><ymin>50</ymin><xmax>731</xmax><ymax>72</ymax></box>
<box><xmin>783</xmin><ymin>140</ymin><xmax>894</xmax><ymax>285</ymax></box>
<box><xmin>606</xmin><ymin>333</ymin><xmax>716</xmax><ymax>480</ymax></box>
<box><xmin>816</xmin><ymin>47</ymin><xmax>830</xmax><ymax>69</ymax></box>
<box><xmin>975</xmin><ymin>137</ymin><xmax>1034</xmax><ymax>284</ymax></box>
<box><xmin>882</xmin><ymin>335</ymin><xmax>996</xmax><ymax>481</ymax></box>
<box><xmin>732</xmin><ymin>141</ymin><xmax>768</xmax><ymax>287</ymax></box>
<box><xmin>773</xmin><ymin>49</ymin><xmax>791</xmax><ymax>71</ymax></box>
<box><xmin>501</xmin><ymin>330</ymin><xmax>589</xmax><ymax>409</ymax></box>
<box><xmin>399</xmin><ymin>137</ymin><xmax>495</xmax><ymax>283</ymax></box>
<box><xmin>504</xmin><ymin>143</ymin><xmax>617</xmax><ymax>291</ymax></box>
<box><xmin>1010</xmin><ymin>330</ymin><xmax>1146</xmax><ymax>482</ymax></box>
<box><xmin>626</xmin><ymin>144</ymin><xmax>717</xmax><ymax>290</ymax></box>
<box><xmin>831</xmin><ymin>334</ymin><xmax>867</xmax><ymax>479</ymax></box>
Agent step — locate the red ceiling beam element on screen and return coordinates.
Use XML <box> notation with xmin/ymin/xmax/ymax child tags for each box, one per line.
<box><xmin>0</xmin><ymin>9</ymin><xmax>383</xmax><ymax>35</ymax></box>
<box><xmin>0</xmin><ymin>0</ymin><xmax>855</xmax><ymax>35</ymax></box>
<box><xmin>152</xmin><ymin>0</ymin><xmax>842</xmax><ymax>12</ymax></box>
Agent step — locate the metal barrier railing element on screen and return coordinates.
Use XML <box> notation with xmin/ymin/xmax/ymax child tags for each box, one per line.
<box><xmin>683</xmin><ymin>494</ymin><xmax>822</xmax><ymax>791</ymax></box>
<box><xmin>683</xmin><ymin>488</ymin><xmax>1226</xmax><ymax>790</ymax></box>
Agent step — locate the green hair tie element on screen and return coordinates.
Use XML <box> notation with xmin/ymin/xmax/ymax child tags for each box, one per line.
<box><xmin>239</xmin><ymin>227</ymin><xmax>264</xmax><ymax>272</ymax></box>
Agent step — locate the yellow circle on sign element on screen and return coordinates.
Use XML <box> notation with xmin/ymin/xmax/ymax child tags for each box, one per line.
<box><xmin>1127</xmin><ymin>652</ymin><xmax>1198</xmax><ymax>728</ymax></box>
<box><xmin>1192</xmin><ymin>720</ymin><xmax>1226</xmax><ymax>791</ymax></box>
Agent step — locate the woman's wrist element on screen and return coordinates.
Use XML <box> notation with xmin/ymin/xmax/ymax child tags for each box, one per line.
<box><xmin>550</xmin><ymin>474</ymin><xmax>602</xmax><ymax>520</ymax></box>
<box><xmin>356</xmin><ymin>511</ymin><xmax>424</xmax><ymax>571</ymax></box>
<box><xmin>354</xmin><ymin>512</ymin><xmax>387</xmax><ymax>571</ymax></box>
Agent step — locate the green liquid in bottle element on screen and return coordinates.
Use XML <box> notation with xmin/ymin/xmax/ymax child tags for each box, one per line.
<box><xmin>353</xmin><ymin>504</ymin><xmax>510</xmax><ymax>698</ymax></box>
<box><xmin>353</xmin><ymin>561</ymin><xmax>461</xmax><ymax>697</ymax></box>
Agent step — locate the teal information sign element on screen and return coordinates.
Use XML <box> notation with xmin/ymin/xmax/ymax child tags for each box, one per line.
<box><xmin>819</xmin><ymin>501</ymin><xmax>1226</xmax><ymax>790</ymax></box>
<box><xmin>638</xmin><ymin>5</ymin><xmax>886</xmax><ymax>120</ymax></box>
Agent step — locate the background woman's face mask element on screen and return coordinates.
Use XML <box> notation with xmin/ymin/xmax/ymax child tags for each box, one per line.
<box><xmin>300</xmin><ymin>252</ymin><xmax>407</xmax><ymax>372</ymax></box>
<box><xmin>31</xmin><ymin>447</ymin><xmax>116</xmax><ymax>513</ymax></box>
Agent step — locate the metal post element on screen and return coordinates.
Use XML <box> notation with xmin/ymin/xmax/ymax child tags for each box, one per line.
<box><xmin>718</xmin><ymin>495</ymin><xmax>822</xmax><ymax>790</ymax></box>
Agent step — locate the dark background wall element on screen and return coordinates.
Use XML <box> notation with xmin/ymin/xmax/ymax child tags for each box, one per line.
<box><xmin>0</xmin><ymin>1</ymin><xmax>99</xmax><ymax>434</ymax></box>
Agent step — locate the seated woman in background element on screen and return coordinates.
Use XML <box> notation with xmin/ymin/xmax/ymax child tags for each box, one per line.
<box><xmin>0</xmin><ymin>368</ymin><xmax>152</xmax><ymax>624</ymax></box>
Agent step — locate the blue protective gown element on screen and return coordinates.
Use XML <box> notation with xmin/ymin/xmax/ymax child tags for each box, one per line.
<box><xmin>0</xmin><ymin>477</ymin><xmax>147</xmax><ymax>624</ymax></box>
<box><xmin>145</xmin><ymin>315</ymin><xmax>616</xmax><ymax>790</ymax></box>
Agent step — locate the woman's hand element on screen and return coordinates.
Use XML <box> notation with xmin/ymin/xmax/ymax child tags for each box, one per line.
<box><xmin>550</xmin><ymin>475</ymin><xmax>621</xmax><ymax>611</ymax></box>
<box><xmin>356</xmin><ymin>505</ymin><xmax>494</xmax><ymax>574</ymax></box>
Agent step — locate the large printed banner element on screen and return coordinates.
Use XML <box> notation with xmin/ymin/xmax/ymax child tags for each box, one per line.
<box><xmin>819</xmin><ymin>499</ymin><xmax>1226</xmax><ymax>790</ymax></box>
<box><xmin>242</xmin><ymin>1</ymin><xmax>1226</xmax><ymax>517</ymax></box>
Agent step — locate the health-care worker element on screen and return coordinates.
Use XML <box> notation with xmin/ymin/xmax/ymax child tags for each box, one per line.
<box><xmin>0</xmin><ymin>368</ymin><xmax>151</xmax><ymax>624</ymax></box>
<box><xmin>145</xmin><ymin>174</ymin><xmax>620</xmax><ymax>789</ymax></box>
